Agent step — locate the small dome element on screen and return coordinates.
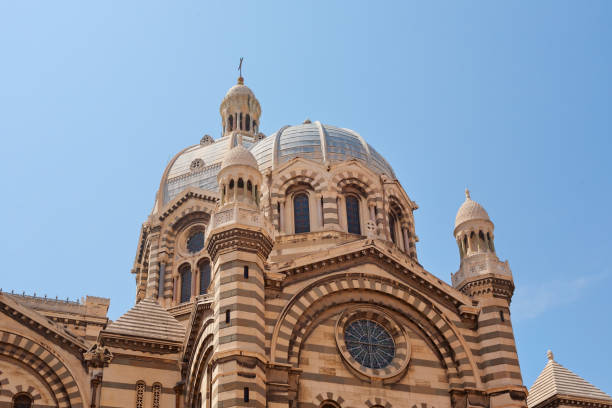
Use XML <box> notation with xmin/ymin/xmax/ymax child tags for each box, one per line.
<box><xmin>221</xmin><ymin>144</ymin><xmax>258</xmax><ymax>170</ymax></box>
<box><xmin>455</xmin><ymin>189</ymin><xmax>490</xmax><ymax>228</ymax></box>
<box><xmin>223</xmin><ymin>78</ymin><xmax>255</xmax><ymax>101</ymax></box>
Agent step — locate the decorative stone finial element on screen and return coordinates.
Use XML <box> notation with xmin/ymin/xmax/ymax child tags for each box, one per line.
<box><xmin>303</xmin><ymin>118</ymin><xmax>312</xmax><ymax>124</ymax></box>
<box><xmin>237</xmin><ymin>76</ymin><xmax>244</xmax><ymax>85</ymax></box>
<box><xmin>547</xmin><ymin>350</ymin><xmax>554</xmax><ymax>361</ymax></box>
<box><xmin>465</xmin><ymin>188</ymin><xmax>471</xmax><ymax>200</ymax></box>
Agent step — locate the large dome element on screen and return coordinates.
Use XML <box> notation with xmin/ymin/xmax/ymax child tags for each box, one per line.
<box><xmin>159</xmin><ymin>122</ymin><xmax>395</xmax><ymax>205</ymax></box>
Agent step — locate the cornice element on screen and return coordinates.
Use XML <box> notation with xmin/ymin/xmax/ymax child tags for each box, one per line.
<box><xmin>457</xmin><ymin>274</ymin><xmax>515</xmax><ymax>300</ymax></box>
<box><xmin>534</xmin><ymin>394</ymin><xmax>612</xmax><ymax>408</ymax></box>
<box><xmin>207</xmin><ymin>227</ymin><xmax>273</xmax><ymax>263</ymax></box>
<box><xmin>99</xmin><ymin>332</ymin><xmax>183</xmax><ymax>355</ymax></box>
<box><xmin>158</xmin><ymin>189</ymin><xmax>219</xmax><ymax>222</ymax></box>
<box><xmin>0</xmin><ymin>293</ymin><xmax>88</xmax><ymax>356</ymax></box>
<box><xmin>267</xmin><ymin>239</ymin><xmax>477</xmax><ymax>316</ymax></box>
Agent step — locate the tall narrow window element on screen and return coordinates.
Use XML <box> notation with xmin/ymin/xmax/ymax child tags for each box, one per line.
<box><xmin>136</xmin><ymin>381</ymin><xmax>145</xmax><ymax>408</ymax></box>
<box><xmin>225</xmin><ymin>309</ymin><xmax>231</xmax><ymax>324</ymax></box>
<box><xmin>239</xmin><ymin>112</ymin><xmax>243</xmax><ymax>130</ymax></box>
<box><xmin>293</xmin><ymin>193</ymin><xmax>310</xmax><ymax>233</ymax></box>
<box><xmin>152</xmin><ymin>383</ymin><xmax>161</xmax><ymax>408</ymax></box>
<box><xmin>180</xmin><ymin>264</ymin><xmax>191</xmax><ymax>303</ymax></box>
<box><xmin>389</xmin><ymin>213</ymin><xmax>397</xmax><ymax>244</ymax></box>
<box><xmin>246</xmin><ymin>114</ymin><xmax>251</xmax><ymax>131</ymax></box>
<box><xmin>243</xmin><ymin>387</ymin><xmax>250</xmax><ymax>402</ymax></box>
<box><xmin>13</xmin><ymin>395</ymin><xmax>33</xmax><ymax>408</ymax></box>
<box><xmin>345</xmin><ymin>195</ymin><xmax>361</xmax><ymax>234</ymax></box>
<box><xmin>228</xmin><ymin>116</ymin><xmax>233</xmax><ymax>131</ymax></box>
<box><xmin>244</xmin><ymin>265</ymin><xmax>249</xmax><ymax>279</ymax></box>
<box><xmin>199</xmin><ymin>260</ymin><xmax>211</xmax><ymax>295</ymax></box>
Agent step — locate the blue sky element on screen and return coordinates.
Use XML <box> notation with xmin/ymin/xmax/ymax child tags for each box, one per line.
<box><xmin>1</xmin><ymin>0</ymin><xmax>611</xmax><ymax>393</ymax></box>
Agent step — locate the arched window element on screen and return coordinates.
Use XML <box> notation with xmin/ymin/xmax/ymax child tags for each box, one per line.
<box><xmin>228</xmin><ymin>115</ymin><xmax>233</xmax><ymax>131</ymax></box>
<box><xmin>253</xmin><ymin>120</ymin><xmax>257</xmax><ymax>133</ymax></box>
<box><xmin>135</xmin><ymin>381</ymin><xmax>145</xmax><ymax>408</ymax></box>
<box><xmin>247</xmin><ymin>180</ymin><xmax>252</xmax><ymax>192</ymax></box>
<box><xmin>239</xmin><ymin>112</ymin><xmax>243</xmax><ymax>130</ymax></box>
<box><xmin>246</xmin><ymin>114</ymin><xmax>250</xmax><ymax>131</ymax></box>
<box><xmin>12</xmin><ymin>395</ymin><xmax>32</xmax><ymax>408</ymax></box>
<box><xmin>229</xmin><ymin>179</ymin><xmax>234</xmax><ymax>189</ymax></box>
<box><xmin>320</xmin><ymin>402</ymin><xmax>340</xmax><ymax>408</ymax></box>
<box><xmin>238</xmin><ymin>178</ymin><xmax>244</xmax><ymax>189</ymax></box>
<box><xmin>345</xmin><ymin>195</ymin><xmax>361</xmax><ymax>234</ymax></box>
<box><xmin>180</xmin><ymin>264</ymin><xmax>191</xmax><ymax>303</ymax></box>
<box><xmin>152</xmin><ymin>383</ymin><xmax>161</xmax><ymax>408</ymax></box>
<box><xmin>293</xmin><ymin>193</ymin><xmax>310</xmax><ymax>233</ymax></box>
<box><xmin>389</xmin><ymin>213</ymin><xmax>398</xmax><ymax>244</ymax></box>
<box><xmin>199</xmin><ymin>260</ymin><xmax>211</xmax><ymax>295</ymax></box>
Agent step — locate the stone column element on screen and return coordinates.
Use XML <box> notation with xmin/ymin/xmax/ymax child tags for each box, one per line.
<box><xmin>402</xmin><ymin>227</ymin><xmax>410</xmax><ymax>252</ymax></box>
<box><xmin>279</xmin><ymin>200</ymin><xmax>285</xmax><ymax>233</ymax></box>
<box><xmin>158</xmin><ymin>261</ymin><xmax>166</xmax><ymax>301</ymax></box>
<box><xmin>144</xmin><ymin>234</ymin><xmax>161</xmax><ymax>299</ymax></box>
<box><xmin>321</xmin><ymin>192</ymin><xmax>340</xmax><ymax>230</ymax></box>
<box><xmin>316</xmin><ymin>193</ymin><xmax>323</xmax><ymax>228</ymax></box>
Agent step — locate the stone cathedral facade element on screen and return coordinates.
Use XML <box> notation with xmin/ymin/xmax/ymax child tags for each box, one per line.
<box><xmin>1</xmin><ymin>76</ymin><xmax>611</xmax><ymax>408</ymax></box>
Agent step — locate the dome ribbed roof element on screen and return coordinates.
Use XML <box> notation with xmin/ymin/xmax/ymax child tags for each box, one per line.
<box><xmin>221</xmin><ymin>143</ymin><xmax>258</xmax><ymax>169</ymax></box>
<box><xmin>159</xmin><ymin>122</ymin><xmax>396</xmax><ymax>206</ymax></box>
<box><xmin>455</xmin><ymin>190</ymin><xmax>490</xmax><ymax>228</ymax></box>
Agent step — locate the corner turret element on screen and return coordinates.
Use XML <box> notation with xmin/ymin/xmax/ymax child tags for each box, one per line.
<box><xmin>451</xmin><ymin>189</ymin><xmax>514</xmax><ymax>301</ymax></box>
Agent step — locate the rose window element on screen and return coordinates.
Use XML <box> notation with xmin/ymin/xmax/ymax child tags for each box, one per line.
<box><xmin>344</xmin><ymin>319</ymin><xmax>395</xmax><ymax>369</ymax></box>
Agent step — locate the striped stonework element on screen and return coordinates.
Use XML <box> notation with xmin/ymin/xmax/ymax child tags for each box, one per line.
<box><xmin>0</xmin><ymin>331</ymin><xmax>84</xmax><ymax>408</ymax></box>
<box><xmin>268</xmin><ymin>271</ymin><xmax>477</xmax><ymax>390</ymax></box>
<box><xmin>204</xmin><ymin>193</ymin><xmax>273</xmax><ymax>408</ymax></box>
<box><xmin>474</xmin><ymin>304</ymin><xmax>523</xmax><ymax>388</ymax></box>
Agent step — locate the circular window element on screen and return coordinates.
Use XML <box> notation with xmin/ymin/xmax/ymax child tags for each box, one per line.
<box><xmin>344</xmin><ymin>319</ymin><xmax>395</xmax><ymax>369</ymax></box>
<box><xmin>186</xmin><ymin>231</ymin><xmax>205</xmax><ymax>254</ymax></box>
<box><xmin>335</xmin><ymin>306</ymin><xmax>410</xmax><ymax>383</ymax></box>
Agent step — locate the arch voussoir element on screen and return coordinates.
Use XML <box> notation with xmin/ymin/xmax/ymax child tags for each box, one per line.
<box><xmin>0</xmin><ymin>331</ymin><xmax>83</xmax><ymax>408</ymax></box>
<box><xmin>270</xmin><ymin>273</ymin><xmax>475</xmax><ymax>388</ymax></box>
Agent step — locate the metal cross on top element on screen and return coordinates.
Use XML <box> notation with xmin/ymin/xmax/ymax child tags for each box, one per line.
<box><xmin>238</xmin><ymin>57</ymin><xmax>244</xmax><ymax>77</ymax></box>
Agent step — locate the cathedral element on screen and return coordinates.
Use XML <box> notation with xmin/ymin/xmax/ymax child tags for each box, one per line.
<box><xmin>1</xmin><ymin>76</ymin><xmax>610</xmax><ymax>408</ymax></box>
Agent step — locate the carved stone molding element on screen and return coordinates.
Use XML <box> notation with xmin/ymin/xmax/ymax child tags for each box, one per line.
<box><xmin>206</xmin><ymin>227</ymin><xmax>273</xmax><ymax>262</ymax></box>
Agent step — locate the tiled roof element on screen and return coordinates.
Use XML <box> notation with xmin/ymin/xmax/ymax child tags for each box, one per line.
<box><xmin>104</xmin><ymin>298</ymin><xmax>185</xmax><ymax>343</ymax></box>
<box><xmin>528</xmin><ymin>351</ymin><xmax>612</xmax><ymax>408</ymax></box>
